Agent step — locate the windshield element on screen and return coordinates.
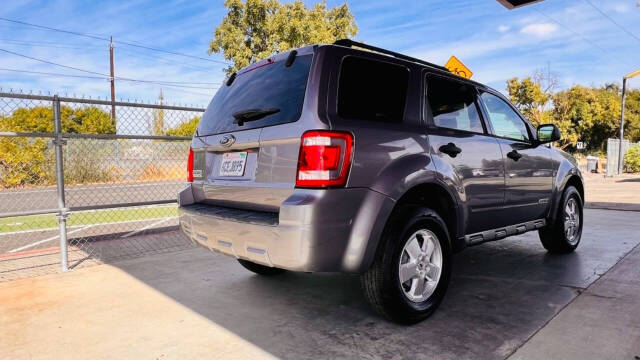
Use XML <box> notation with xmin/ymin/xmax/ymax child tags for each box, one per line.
<box><xmin>197</xmin><ymin>54</ymin><xmax>313</xmax><ymax>136</ymax></box>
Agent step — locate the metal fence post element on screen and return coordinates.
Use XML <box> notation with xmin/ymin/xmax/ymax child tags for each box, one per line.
<box><xmin>53</xmin><ymin>95</ymin><xmax>69</xmax><ymax>272</ymax></box>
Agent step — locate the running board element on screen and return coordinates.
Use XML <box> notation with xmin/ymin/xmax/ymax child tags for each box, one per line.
<box><xmin>465</xmin><ymin>219</ymin><xmax>546</xmax><ymax>246</ymax></box>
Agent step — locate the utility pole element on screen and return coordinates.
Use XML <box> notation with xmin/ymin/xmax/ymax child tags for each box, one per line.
<box><xmin>618</xmin><ymin>69</ymin><xmax>640</xmax><ymax>174</ymax></box>
<box><xmin>109</xmin><ymin>36</ymin><xmax>116</xmax><ymax>123</ymax></box>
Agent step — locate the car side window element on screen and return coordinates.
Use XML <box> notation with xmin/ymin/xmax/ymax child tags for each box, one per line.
<box><xmin>426</xmin><ymin>75</ymin><xmax>484</xmax><ymax>133</ymax></box>
<box><xmin>480</xmin><ymin>92</ymin><xmax>530</xmax><ymax>142</ymax></box>
<box><xmin>337</xmin><ymin>56</ymin><xmax>409</xmax><ymax>123</ymax></box>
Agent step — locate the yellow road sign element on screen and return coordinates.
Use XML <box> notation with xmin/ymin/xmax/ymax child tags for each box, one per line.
<box><xmin>445</xmin><ymin>56</ymin><xmax>473</xmax><ymax>79</ymax></box>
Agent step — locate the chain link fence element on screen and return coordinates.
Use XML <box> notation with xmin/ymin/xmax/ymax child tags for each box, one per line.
<box><xmin>0</xmin><ymin>91</ymin><xmax>203</xmax><ymax>281</ymax></box>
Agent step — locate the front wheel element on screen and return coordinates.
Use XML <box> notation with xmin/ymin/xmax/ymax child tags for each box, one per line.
<box><xmin>539</xmin><ymin>185</ymin><xmax>583</xmax><ymax>253</ymax></box>
<box><xmin>361</xmin><ymin>207</ymin><xmax>452</xmax><ymax>324</ymax></box>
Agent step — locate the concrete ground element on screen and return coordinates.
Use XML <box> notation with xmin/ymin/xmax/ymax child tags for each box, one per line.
<box><xmin>584</xmin><ymin>173</ymin><xmax>640</xmax><ymax>211</ymax></box>
<box><xmin>510</xmin><ymin>243</ymin><xmax>640</xmax><ymax>360</ymax></box>
<box><xmin>1</xmin><ymin>208</ymin><xmax>639</xmax><ymax>359</ymax></box>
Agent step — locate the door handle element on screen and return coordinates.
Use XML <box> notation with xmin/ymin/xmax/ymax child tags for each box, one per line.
<box><xmin>439</xmin><ymin>142</ymin><xmax>462</xmax><ymax>158</ymax></box>
<box><xmin>507</xmin><ymin>150</ymin><xmax>522</xmax><ymax>161</ymax></box>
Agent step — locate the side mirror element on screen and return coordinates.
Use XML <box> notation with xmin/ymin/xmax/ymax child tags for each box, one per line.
<box><xmin>537</xmin><ymin>124</ymin><xmax>561</xmax><ymax>144</ymax></box>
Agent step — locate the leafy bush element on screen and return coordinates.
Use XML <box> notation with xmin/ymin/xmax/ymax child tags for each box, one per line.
<box><xmin>138</xmin><ymin>164</ymin><xmax>183</xmax><ymax>181</ymax></box>
<box><xmin>625</xmin><ymin>144</ymin><xmax>640</xmax><ymax>173</ymax></box>
<box><xmin>165</xmin><ymin>116</ymin><xmax>200</xmax><ymax>137</ymax></box>
<box><xmin>0</xmin><ymin>137</ymin><xmax>53</xmax><ymax>188</ymax></box>
<box><xmin>0</xmin><ymin>105</ymin><xmax>116</xmax><ymax>188</ymax></box>
<box><xmin>62</xmin><ymin>140</ymin><xmax>121</xmax><ymax>185</ymax></box>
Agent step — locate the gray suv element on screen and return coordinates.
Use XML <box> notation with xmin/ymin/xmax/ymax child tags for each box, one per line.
<box><xmin>178</xmin><ymin>40</ymin><xmax>584</xmax><ymax>323</ymax></box>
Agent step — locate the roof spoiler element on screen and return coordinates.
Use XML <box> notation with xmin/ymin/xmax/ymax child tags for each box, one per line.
<box><xmin>333</xmin><ymin>39</ymin><xmax>450</xmax><ymax>73</ymax></box>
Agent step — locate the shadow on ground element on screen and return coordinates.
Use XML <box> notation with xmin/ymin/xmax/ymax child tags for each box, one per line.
<box><xmin>617</xmin><ymin>177</ymin><xmax>640</xmax><ymax>183</ymax></box>
<box><xmin>112</xmin><ymin>209</ymin><xmax>640</xmax><ymax>360</ymax></box>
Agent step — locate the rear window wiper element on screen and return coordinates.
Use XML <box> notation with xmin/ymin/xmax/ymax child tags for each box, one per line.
<box><xmin>232</xmin><ymin>108</ymin><xmax>280</xmax><ymax>126</ymax></box>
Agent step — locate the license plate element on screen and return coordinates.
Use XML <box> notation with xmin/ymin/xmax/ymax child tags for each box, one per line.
<box><xmin>219</xmin><ymin>152</ymin><xmax>247</xmax><ymax>177</ymax></box>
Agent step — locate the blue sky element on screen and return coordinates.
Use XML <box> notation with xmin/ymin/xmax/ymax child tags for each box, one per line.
<box><xmin>1</xmin><ymin>0</ymin><xmax>639</xmax><ymax>107</ymax></box>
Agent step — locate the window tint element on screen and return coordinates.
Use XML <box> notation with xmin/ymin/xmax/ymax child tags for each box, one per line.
<box><xmin>480</xmin><ymin>92</ymin><xmax>530</xmax><ymax>141</ymax></box>
<box><xmin>337</xmin><ymin>57</ymin><xmax>409</xmax><ymax>123</ymax></box>
<box><xmin>426</xmin><ymin>76</ymin><xmax>483</xmax><ymax>133</ymax></box>
<box><xmin>197</xmin><ymin>55</ymin><xmax>312</xmax><ymax>136</ymax></box>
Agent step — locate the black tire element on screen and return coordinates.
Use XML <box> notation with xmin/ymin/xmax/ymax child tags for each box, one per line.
<box><xmin>361</xmin><ymin>207</ymin><xmax>452</xmax><ymax>324</ymax></box>
<box><xmin>539</xmin><ymin>185</ymin><xmax>583</xmax><ymax>254</ymax></box>
<box><xmin>237</xmin><ymin>259</ymin><xmax>286</xmax><ymax>276</ymax></box>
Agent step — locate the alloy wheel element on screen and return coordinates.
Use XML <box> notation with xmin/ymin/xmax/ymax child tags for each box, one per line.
<box><xmin>398</xmin><ymin>229</ymin><xmax>443</xmax><ymax>302</ymax></box>
<box><xmin>564</xmin><ymin>197</ymin><xmax>581</xmax><ymax>244</ymax></box>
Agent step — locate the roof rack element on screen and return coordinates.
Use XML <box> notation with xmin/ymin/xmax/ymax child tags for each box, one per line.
<box><xmin>333</xmin><ymin>39</ymin><xmax>450</xmax><ymax>73</ymax></box>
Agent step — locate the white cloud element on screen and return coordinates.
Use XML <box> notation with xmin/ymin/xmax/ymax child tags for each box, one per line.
<box><xmin>612</xmin><ymin>3</ymin><xmax>629</xmax><ymax>13</ymax></box>
<box><xmin>498</xmin><ymin>25</ymin><xmax>510</xmax><ymax>33</ymax></box>
<box><xmin>520</xmin><ymin>23</ymin><xmax>558</xmax><ymax>37</ymax></box>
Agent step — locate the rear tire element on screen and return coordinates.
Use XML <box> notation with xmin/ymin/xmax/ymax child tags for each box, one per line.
<box><xmin>361</xmin><ymin>207</ymin><xmax>452</xmax><ymax>324</ymax></box>
<box><xmin>539</xmin><ymin>185</ymin><xmax>583</xmax><ymax>254</ymax></box>
<box><xmin>237</xmin><ymin>259</ymin><xmax>286</xmax><ymax>276</ymax></box>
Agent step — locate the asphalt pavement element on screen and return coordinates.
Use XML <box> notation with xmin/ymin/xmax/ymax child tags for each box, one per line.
<box><xmin>1</xmin><ymin>208</ymin><xmax>638</xmax><ymax>359</ymax></box>
<box><xmin>0</xmin><ymin>217</ymin><xmax>179</xmax><ymax>255</ymax></box>
<box><xmin>0</xmin><ymin>181</ymin><xmax>185</xmax><ymax>213</ymax></box>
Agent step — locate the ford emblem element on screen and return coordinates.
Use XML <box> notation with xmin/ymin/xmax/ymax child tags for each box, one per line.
<box><xmin>220</xmin><ymin>134</ymin><xmax>236</xmax><ymax>147</ymax></box>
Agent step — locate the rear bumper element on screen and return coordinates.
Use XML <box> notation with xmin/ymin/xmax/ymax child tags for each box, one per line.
<box><xmin>178</xmin><ymin>185</ymin><xmax>395</xmax><ymax>273</ymax></box>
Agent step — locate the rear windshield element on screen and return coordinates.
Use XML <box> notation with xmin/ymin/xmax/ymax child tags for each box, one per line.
<box><xmin>197</xmin><ymin>54</ymin><xmax>313</xmax><ymax>136</ymax></box>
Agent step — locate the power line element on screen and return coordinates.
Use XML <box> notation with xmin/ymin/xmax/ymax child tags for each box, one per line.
<box><xmin>116</xmin><ymin>46</ymin><xmax>215</xmax><ymax>73</ymax></box>
<box><xmin>0</xmin><ymin>37</ymin><xmax>220</xmax><ymax>74</ymax></box>
<box><xmin>0</xmin><ymin>17</ymin><xmax>107</xmax><ymax>40</ymax></box>
<box><xmin>0</xmin><ymin>49</ymin><xmax>221</xmax><ymax>89</ymax></box>
<box><xmin>0</xmin><ymin>39</ymin><xmax>106</xmax><ymax>50</ymax></box>
<box><xmin>0</xmin><ymin>47</ymin><xmax>107</xmax><ymax>76</ymax></box>
<box><xmin>0</xmin><ymin>68</ymin><xmax>216</xmax><ymax>97</ymax></box>
<box><xmin>533</xmin><ymin>8</ymin><xmax>634</xmax><ymax>68</ymax></box>
<box><xmin>0</xmin><ymin>68</ymin><xmax>105</xmax><ymax>79</ymax></box>
<box><xmin>115</xmin><ymin>39</ymin><xmax>228</xmax><ymax>66</ymax></box>
<box><xmin>0</xmin><ymin>67</ymin><xmax>220</xmax><ymax>90</ymax></box>
<box><xmin>583</xmin><ymin>0</ymin><xmax>640</xmax><ymax>44</ymax></box>
<box><xmin>126</xmin><ymin>81</ymin><xmax>214</xmax><ymax>97</ymax></box>
<box><xmin>0</xmin><ymin>17</ymin><xmax>230</xmax><ymax>65</ymax></box>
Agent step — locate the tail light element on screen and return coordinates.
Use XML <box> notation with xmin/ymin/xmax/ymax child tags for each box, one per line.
<box><xmin>296</xmin><ymin>130</ymin><xmax>353</xmax><ymax>188</ymax></box>
<box><xmin>187</xmin><ymin>147</ymin><xmax>194</xmax><ymax>182</ymax></box>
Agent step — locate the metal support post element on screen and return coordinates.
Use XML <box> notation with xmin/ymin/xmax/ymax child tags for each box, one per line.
<box><xmin>618</xmin><ymin>77</ymin><xmax>627</xmax><ymax>175</ymax></box>
<box><xmin>52</xmin><ymin>95</ymin><xmax>69</xmax><ymax>272</ymax></box>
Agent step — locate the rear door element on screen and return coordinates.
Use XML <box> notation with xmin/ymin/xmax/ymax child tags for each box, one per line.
<box><xmin>425</xmin><ymin>74</ymin><xmax>506</xmax><ymax>235</ymax></box>
<box><xmin>190</xmin><ymin>51</ymin><xmax>318</xmax><ymax>212</ymax></box>
<box><xmin>477</xmin><ymin>91</ymin><xmax>553</xmax><ymax>224</ymax></box>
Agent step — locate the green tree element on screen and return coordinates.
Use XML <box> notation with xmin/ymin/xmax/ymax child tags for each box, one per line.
<box><xmin>505</xmin><ymin>75</ymin><xmax>631</xmax><ymax>151</ymax></box>
<box><xmin>588</xmin><ymin>86</ymin><xmax>622</xmax><ymax>151</ymax></box>
<box><xmin>0</xmin><ymin>105</ymin><xmax>115</xmax><ymax>134</ymax></box>
<box><xmin>625</xmin><ymin>143</ymin><xmax>640</xmax><ymax>173</ymax></box>
<box><xmin>550</xmin><ymin>85</ymin><xmax>622</xmax><ymax>151</ymax></box>
<box><xmin>506</xmin><ymin>76</ymin><xmax>550</xmax><ymax>127</ymax></box>
<box><xmin>165</xmin><ymin>116</ymin><xmax>201</xmax><ymax>137</ymax></box>
<box><xmin>624</xmin><ymin>89</ymin><xmax>640</xmax><ymax>143</ymax></box>
<box><xmin>0</xmin><ymin>105</ymin><xmax>115</xmax><ymax>188</ymax></box>
<box><xmin>550</xmin><ymin>86</ymin><xmax>595</xmax><ymax>149</ymax></box>
<box><xmin>209</xmin><ymin>0</ymin><xmax>358</xmax><ymax>75</ymax></box>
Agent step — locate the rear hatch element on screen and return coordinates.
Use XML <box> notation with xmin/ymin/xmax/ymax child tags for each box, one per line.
<box><xmin>190</xmin><ymin>50</ymin><xmax>317</xmax><ymax>212</ymax></box>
